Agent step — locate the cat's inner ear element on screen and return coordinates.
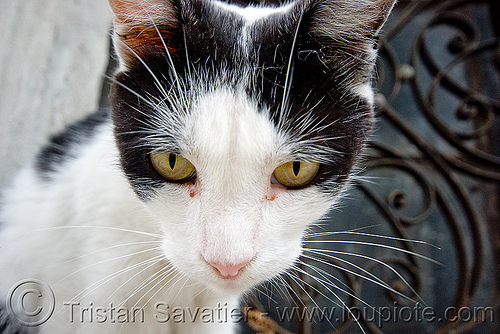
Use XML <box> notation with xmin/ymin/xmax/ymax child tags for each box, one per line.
<box><xmin>109</xmin><ymin>0</ymin><xmax>180</xmax><ymax>68</ymax></box>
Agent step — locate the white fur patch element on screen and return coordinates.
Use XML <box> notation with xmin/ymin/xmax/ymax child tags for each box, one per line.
<box><xmin>353</xmin><ymin>82</ymin><xmax>375</xmax><ymax>106</ymax></box>
<box><xmin>212</xmin><ymin>0</ymin><xmax>296</xmax><ymax>26</ymax></box>
<box><xmin>211</xmin><ymin>0</ymin><xmax>296</xmax><ymax>52</ymax></box>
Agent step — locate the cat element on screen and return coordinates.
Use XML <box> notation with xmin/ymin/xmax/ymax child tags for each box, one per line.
<box><xmin>0</xmin><ymin>0</ymin><xmax>395</xmax><ymax>333</ymax></box>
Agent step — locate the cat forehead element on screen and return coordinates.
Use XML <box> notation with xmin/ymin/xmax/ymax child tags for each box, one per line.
<box><xmin>187</xmin><ymin>87</ymin><xmax>281</xmax><ymax>162</ymax></box>
<box><xmin>182</xmin><ymin>0</ymin><xmax>301</xmax><ymax>59</ymax></box>
<box><xmin>144</xmin><ymin>85</ymin><xmax>287</xmax><ymax>167</ymax></box>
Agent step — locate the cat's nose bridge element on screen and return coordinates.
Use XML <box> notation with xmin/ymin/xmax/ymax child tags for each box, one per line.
<box><xmin>200</xmin><ymin>207</ymin><xmax>258</xmax><ymax>268</ymax></box>
<box><xmin>202</xmin><ymin>170</ymin><xmax>266</xmax><ymax>202</ymax></box>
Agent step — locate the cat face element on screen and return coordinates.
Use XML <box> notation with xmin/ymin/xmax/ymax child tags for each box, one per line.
<box><xmin>109</xmin><ymin>0</ymin><xmax>395</xmax><ymax>294</ymax></box>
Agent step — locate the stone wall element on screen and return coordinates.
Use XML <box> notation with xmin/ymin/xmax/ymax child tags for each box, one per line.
<box><xmin>0</xmin><ymin>0</ymin><xmax>111</xmax><ymax>187</ymax></box>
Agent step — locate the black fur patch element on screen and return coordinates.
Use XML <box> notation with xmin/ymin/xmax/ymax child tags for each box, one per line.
<box><xmin>36</xmin><ymin>108</ymin><xmax>110</xmax><ymax>179</ymax></box>
<box><xmin>0</xmin><ymin>306</ymin><xmax>29</xmax><ymax>334</ymax></box>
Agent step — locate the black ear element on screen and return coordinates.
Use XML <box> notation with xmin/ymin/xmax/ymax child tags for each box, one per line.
<box><xmin>298</xmin><ymin>0</ymin><xmax>396</xmax><ymax>85</ymax></box>
<box><xmin>109</xmin><ymin>0</ymin><xmax>181</xmax><ymax>69</ymax></box>
<box><xmin>307</xmin><ymin>0</ymin><xmax>396</xmax><ymax>41</ymax></box>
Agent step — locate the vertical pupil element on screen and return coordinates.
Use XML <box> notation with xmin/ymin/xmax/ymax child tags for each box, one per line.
<box><xmin>292</xmin><ymin>161</ymin><xmax>301</xmax><ymax>176</ymax></box>
<box><xmin>169</xmin><ymin>153</ymin><xmax>177</xmax><ymax>170</ymax></box>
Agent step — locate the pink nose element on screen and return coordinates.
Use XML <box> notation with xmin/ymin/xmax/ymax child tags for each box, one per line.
<box><xmin>209</xmin><ymin>261</ymin><xmax>249</xmax><ymax>278</ymax></box>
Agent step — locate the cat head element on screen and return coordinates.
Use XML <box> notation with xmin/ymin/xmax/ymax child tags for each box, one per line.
<box><xmin>109</xmin><ymin>0</ymin><xmax>395</xmax><ymax>295</ymax></box>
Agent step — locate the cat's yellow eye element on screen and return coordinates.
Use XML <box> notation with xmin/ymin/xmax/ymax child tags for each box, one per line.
<box><xmin>150</xmin><ymin>152</ymin><xmax>196</xmax><ymax>182</ymax></box>
<box><xmin>272</xmin><ymin>161</ymin><xmax>321</xmax><ymax>188</ymax></box>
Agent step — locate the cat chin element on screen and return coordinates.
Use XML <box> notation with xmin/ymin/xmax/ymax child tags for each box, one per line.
<box><xmin>204</xmin><ymin>272</ymin><xmax>279</xmax><ymax>298</ymax></box>
<box><xmin>205</xmin><ymin>278</ymin><xmax>257</xmax><ymax>296</ymax></box>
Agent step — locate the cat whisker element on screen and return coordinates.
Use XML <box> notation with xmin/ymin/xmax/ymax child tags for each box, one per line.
<box><xmin>117</xmin><ymin>267</ymin><xmax>175</xmax><ymax>333</ymax></box>
<box><xmin>120</xmin><ymin>270</ymin><xmax>186</xmax><ymax>333</ymax></box>
<box><xmin>51</xmin><ymin>240</ymin><xmax>162</xmax><ymax>267</ymax></box>
<box><xmin>104</xmin><ymin>74</ymin><xmax>157</xmax><ymax>109</ymax></box>
<box><xmin>55</xmin><ymin>246</ymin><xmax>162</xmax><ymax>286</ymax></box>
<box><xmin>285</xmin><ymin>268</ymin><xmax>351</xmax><ymax>333</ymax></box>
<box><xmin>118</xmin><ymin>267</ymin><xmax>176</xmax><ymax>331</ymax></box>
<box><xmin>116</xmin><ymin>90</ymin><xmax>187</xmax><ymax>145</ymax></box>
<box><xmin>278</xmin><ymin>11</ymin><xmax>304</xmax><ymax>130</ymax></box>
<box><xmin>41</xmin><ymin>255</ymin><xmax>165</xmax><ymax>333</ymax></box>
<box><xmin>70</xmin><ymin>255</ymin><xmax>165</xmax><ymax>304</ymax></box>
<box><xmin>103</xmin><ymin>256</ymin><xmax>168</xmax><ymax>305</ymax></box>
<box><xmin>14</xmin><ymin>225</ymin><xmax>164</xmax><ymax>239</ymax></box>
<box><xmin>116</xmin><ymin>129</ymin><xmax>163</xmax><ymax>137</ymax></box>
<box><xmin>296</xmin><ymin>259</ymin><xmax>366</xmax><ymax>303</ymax></box>
<box><xmin>149</xmin><ymin>20</ymin><xmax>184</xmax><ymax>99</ymax></box>
<box><xmin>170</xmin><ymin>271</ymin><xmax>191</xmax><ymax>305</ymax></box>
<box><xmin>183</xmin><ymin>28</ymin><xmax>192</xmax><ymax>83</ymax></box>
<box><xmin>295</xmin><ymin>259</ymin><xmax>392</xmax><ymax>320</ymax></box>
<box><xmin>263</xmin><ymin>279</ymin><xmax>287</xmax><ymax>305</ymax></box>
<box><xmin>296</xmin><ymin>257</ymin><xmax>356</xmax><ymax>295</ymax></box>
<box><xmin>304</xmin><ymin>240</ymin><xmax>442</xmax><ymax>265</ymax></box>
<box><xmin>304</xmin><ymin>93</ymin><xmax>327</xmax><ymax>115</ymax></box>
<box><xmin>352</xmin><ymin>174</ymin><xmax>387</xmax><ymax>185</ymax></box>
<box><xmin>303</xmin><ymin>249</ymin><xmax>424</xmax><ymax>304</ymax></box>
<box><xmin>270</xmin><ymin>275</ymin><xmax>301</xmax><ymax>308</ymax></box>
<box><xmin>301</xmin><ymin>250</ymin><xmax>410</xmax><ymax>300</ymax></box>
<box><xmin>292</xmin><ymin>109</ymin><xmax>337</xmax><ymax>136</ymax></box>
<box><xmin>306</xmin><ymin>224</ymin><xmax>382</xmax><ymax>237</ymax></box>
<box><xmin>114</xmin><ymin>39</ymin><xmax>170</xmax><ymax>101</ymax></box>
<box><xmin>117</xmin><ymin>265</ymin><xmax>176</xmax><ymax>309</ymax></box>
<box><xmin>271</xmin><ymin>276</ymin><xmax>297</xmax><ymax>306</ymax></box>
<box><xmin>253</xmin><ymin>286</ymin><xmax>279</xmax><ymax>305</ymax></box>
<box><xmin>120</xmin><ymin>103</ymin><xmax>182</xmax><ymax>147</ymax></box>
<box><xmin>305</xmin><ymin>231</ymin><xmax>440</xmax><ymax>249</ymax></box>
<box><xmin>280</xmin><ymin>271</ymin><xmax>311</xmax><ymax>310</ymax></box>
